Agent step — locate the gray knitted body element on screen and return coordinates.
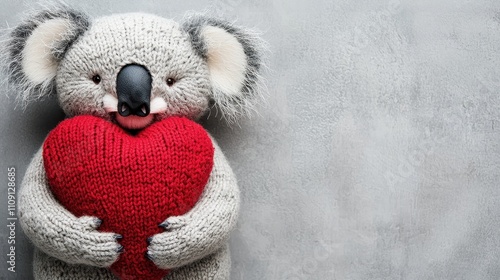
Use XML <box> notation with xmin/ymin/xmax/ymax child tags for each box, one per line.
<box><xmin>6</xmin><ymin>6</ymin><xmax>264</xmax><ymax>280</ymax></box>
<box><xmin>23</xmin><ymin>140</ymin><xmax>236</xmax><ymax>279</ymax></box>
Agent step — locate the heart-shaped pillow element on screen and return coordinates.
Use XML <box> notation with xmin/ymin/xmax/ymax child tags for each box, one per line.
<box><xmin>43</xmin><ymin>115</ymin><xmax>214</xmax><ymax>280</ymax></box>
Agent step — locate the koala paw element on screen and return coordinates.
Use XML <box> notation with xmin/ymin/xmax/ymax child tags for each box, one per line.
<box><xmin>159</xmin><ymin>216</ymin><xmax>188</xmax><ymax>230</ymax></box>
<box><xmin>71</xmin><ymin>216</ymin><xmax>123</xmax><ymax>267</ymax></box>
<box><xmin>146</xmin><ymin>216</ymin><xmax>190</xmax><ymax>269</ymax></box>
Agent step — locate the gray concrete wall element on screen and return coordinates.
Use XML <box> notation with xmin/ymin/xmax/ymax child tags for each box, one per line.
<box><xmin>1</xmin><ymin>0</ymin><xmax>500</xmax><ymax>279</ymax></box>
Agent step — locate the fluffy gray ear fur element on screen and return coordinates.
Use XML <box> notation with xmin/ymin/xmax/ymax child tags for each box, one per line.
<box><xmin>182</xmin><ymin>14</ymin><xmax>266</xmax><ymax>122</ymax></box>
<box><xmin>5</xmin><ymin>7</ymin><xmax>90</xmax><ymax>104</ymax></box>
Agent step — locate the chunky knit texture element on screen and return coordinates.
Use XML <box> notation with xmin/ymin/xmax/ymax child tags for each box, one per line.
<box><xmin>55</xmin><ymin>13</ymin><xmax>213</xmax><ymax>121</ymax></box>
<box><xmin>9</xmin><ymin>7</ymin><xmax>263</xmax><ymax>279</ymax></box>
<box><xmin>43</xmin><ymin>116</ymin><xmax>214</xmax><ymax>279</ymax></box>
<box><xmin>20</xmin><ymin>133</ymin><xmax>239</xmax><ymax>279</ymax></box>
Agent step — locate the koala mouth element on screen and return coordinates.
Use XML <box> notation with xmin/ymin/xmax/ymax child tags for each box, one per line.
<box><xmin>114</xmin><ymin>114</ymin><xmax>155</xmax><ymax>130</ymax></box>
<box><xmin>103</xmin><ymin>94</ymin><xmax>168</xmax><ymax>130</ymax></box>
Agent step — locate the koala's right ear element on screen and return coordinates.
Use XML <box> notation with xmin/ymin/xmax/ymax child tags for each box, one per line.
<box><xmin>6</xmin><ymin>8</ymin><xmax>90</xmax><ymax>103</ymax></box>
<box><xmin>182</xmin><ymin>14</ymin><xmax>266</xmax><ymax>123</ymax></box>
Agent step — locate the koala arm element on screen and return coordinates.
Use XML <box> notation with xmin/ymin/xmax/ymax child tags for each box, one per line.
<box><xmin>148</xmin><ymin>137</ymin><xmax>240</xmax><ymax>269</ymax></box>
<box><xmin>19</xmin><ymin>146</ymin><xmax>122</xmax><ymax>267</ymax></box>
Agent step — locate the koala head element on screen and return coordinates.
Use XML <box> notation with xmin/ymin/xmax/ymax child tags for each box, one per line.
<box><xmin>6</xmin><ymin>7</ymin><xmax>264</xmax><ymax>130</ymax></box>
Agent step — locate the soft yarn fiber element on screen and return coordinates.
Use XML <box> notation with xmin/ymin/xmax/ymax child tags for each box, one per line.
<box><xmin>43</xmin><ymin>116</ymin><xmax>214</xmax><ymax>279</ymax></box>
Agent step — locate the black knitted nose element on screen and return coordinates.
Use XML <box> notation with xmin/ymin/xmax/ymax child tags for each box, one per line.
<box><xmin>116</xmin><ymin>64</ymin><xmax>152</xmax><ymax>117</ymax></box>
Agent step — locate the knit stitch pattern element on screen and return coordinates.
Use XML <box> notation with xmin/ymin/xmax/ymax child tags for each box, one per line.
<box><xmin>56</xmin><ymin>13</ymin><xmax>212</xmax><ymax>121</ymax></box>
<box><xmin>43</xmin><ymin>115</ymin><xmax>214</xmax><ymax>280</ymax></box>
<box><xmin>8</xmin><ymin>7</ymin><xmax>263</xmax><ymax>279</ymax></box>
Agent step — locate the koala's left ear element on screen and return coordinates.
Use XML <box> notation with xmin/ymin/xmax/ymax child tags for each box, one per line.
<box><xmin>182</xmin><ymin>14</ymin><xmax>266</xmax><ymax>121</ymax></box>
<box><xmin>5</xmin><ymin>7</ymin><xmax>90</xmax><ymax>103</ymax></box>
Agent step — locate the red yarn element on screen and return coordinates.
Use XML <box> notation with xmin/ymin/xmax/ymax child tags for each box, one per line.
<box><xmin>43</xmin><ymin>115</ymin><xmax>214</xmax><ymax>280</ymax></box>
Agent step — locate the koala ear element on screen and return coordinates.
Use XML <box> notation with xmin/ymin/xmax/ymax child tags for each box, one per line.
<box><xmin>182</xmin><ymin>14</ymin><xmax>266</xmax><ymax>122</ymax></box>
<box><xmin>5</xmin><ymin>7</ymin><xmax>90</xmax><ymax>103</ymax></box>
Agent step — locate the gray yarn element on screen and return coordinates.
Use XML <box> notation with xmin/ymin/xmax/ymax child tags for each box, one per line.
<box><xmin>20</xmin><ymin>148</ymin><xmax>123</xmax><ymax>268</ymax></box>
<box><xmin>33</xmin><ymin>245</ymin><xmax>230</xmax><ymax>280</ymax></box>
<box><xmin>56</xmin><ymin>13</ymin><xmax>212</xmax><ymax>120</ymax></box>
<box><xmin>6</xmin><ymin>5</ymin><xmax>90</xmax><ymax>104</ymax></box>
<box><xmin>22</xmin><ymin>137</ymin><xmax>238</xmax><ymax>279</ymax></box>
<box><xmin>8</xmin><ymin>6</ymin><xmax>264</xmax><ymax>280</ymax></box>
<box><xmin>182</xmin><ymin>13</ymin><xmax>266</xmax><ymax>122</ymax></box>
<box><xmin>5</xmin><ymin>8</ymin><xmax>266</xmax><ymax>122</ymax></box>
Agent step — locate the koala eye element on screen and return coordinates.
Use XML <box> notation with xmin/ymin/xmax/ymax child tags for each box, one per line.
<box><xmin>166</xmin><ymin>78</ymin><xmax>176</xmax><ymax>87</ymax></box>
<box><xmin>92</xmin><ymin>74</ymin><xmax>102</xmax><ymax>85</ymax></box>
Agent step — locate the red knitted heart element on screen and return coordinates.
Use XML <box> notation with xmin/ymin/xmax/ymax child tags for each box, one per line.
<box><xmin>43</xmin><ymin>115</ymin><xmax>214</xmax><ymax>280</ymax></box>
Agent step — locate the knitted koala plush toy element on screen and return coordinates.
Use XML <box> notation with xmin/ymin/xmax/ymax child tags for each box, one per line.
<box><xmin>6</xmin><ymin>5</ymin><xmax>263</xmax><ymax>280</ymax></box>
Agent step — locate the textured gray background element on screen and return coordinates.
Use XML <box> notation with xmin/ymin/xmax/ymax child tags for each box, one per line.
<box><xmin>1</xmin><ymin>0</ymin><xmax>500</xmax><ymax>279</ymax></box>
